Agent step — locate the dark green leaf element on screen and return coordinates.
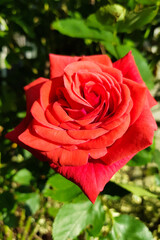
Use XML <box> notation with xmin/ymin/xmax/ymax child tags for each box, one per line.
<box><xmin>0</xmin><ymin>192</ymin><xmax>15</xmax><ymax>212</ymax></box>
<box><xmin>107</xmin><ymin>214</ymin><xmax>154</xmax><ymax>240</ymax></box>
<box><xmin>52</xmin><ymin>199</ymin><xmax>105</xmax><ymax>240</ymax></box>
<box><xmin>13</xmin><ymin>168</ymin><xmax>33</xmax><ymax>186</ymax></box>
<box><xmin>10</xmin><ymin>17</ymin><xmax>35</xmax><ymax>38</ymax></box>
<box><xmin>3</xmin><ymin>214</ymin><xmax>18</xmax><ymax>228</ymax></box>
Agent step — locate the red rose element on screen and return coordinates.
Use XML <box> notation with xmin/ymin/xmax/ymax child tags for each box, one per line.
<box><xmin>6</xmin><ymin>52</ymin><xmax>157</xmax><ymax>203</ymax></box>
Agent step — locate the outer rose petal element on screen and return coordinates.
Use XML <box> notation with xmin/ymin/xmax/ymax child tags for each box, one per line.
<box><xmin>102</xmin><ymin>101</ymin><xmax>157</xmax><ymax>165</ymax></box>
<box><xmin>49</xmin><ymin>54</ymin><xmax>80</xmax><ymax>78</ymax></box>
<box><xmin>24</xmin><ymin>77</ymin><xmax>48</xmax><ymax>112</ymax></box>
<box><xmin>113</xmin><ymin>51</ymin><xmax>157</xmax><ymax>108</ymax></box>
<box><xmin>123</xmin><ymin>78</ymin><xmax>147</xmax><ymax>125</ymax></box>
<box><xmin>5</xmin><ymin>78</ymin><xmax>48</xmax><ymax>145</ymax></box>
<box><xmin>46</xmin><ymin>148</ymin><xmax>89</xmax><ymax>166</ymax></box>
<box><xmin>50</xmin><ymin>154</ymin><xmax>135</xmax><ymax>203</ymax></box>
<box><xmin>81</xmin><ymin>55</ymin><xmax>112</xmax><ymax>67</ymax></box>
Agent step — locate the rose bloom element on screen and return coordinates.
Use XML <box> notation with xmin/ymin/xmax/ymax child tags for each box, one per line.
<box><xmin>6</xmin><ymin>52</ymin><xmax>157</xmax><ymax>203</ymax></box>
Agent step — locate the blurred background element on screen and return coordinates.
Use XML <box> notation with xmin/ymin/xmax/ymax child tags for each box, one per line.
<box><xmin>0</xmin><ymin>0</ymin><xmax>160</xmax><ymax>239</ymax></box>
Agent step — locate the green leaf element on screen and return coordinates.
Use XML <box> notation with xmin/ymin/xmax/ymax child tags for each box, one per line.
<box><xmin>13</xmin><ymin>168</ymin><xmax>33</xmax><ymax>186</ymax></box>
<box><xmin>101</xmin><ymin>40</ymin><xmax>119</xmax><ymax>59</ymax></box>
<box><xmin>10</xmin><ymin>16</ymin><xmax>35</xmax><ymax>38</ymax></box>
<box><xmin>115</xmin><ymin>182</ymin><xmax>158</xmax><ymax>198</ymax></box>
<box><xmin>16</xmin><ymin>192</ymin><xmax>40</xmax><ymax>214</ymax></box>
<box><xmin>25</xmin><ymin>193</ymin><xmax>40</xmax><ymax>214</ymax></box>
<box><xmin>43</xmin><ymin>174</ymin><xmax>83</xmax><ymax>202</ymax></box>
<box><xmin>52</xmin><ymin>199</ymin><xmax>105</xmax><ymax>240</ymax></box>
<box><xmin>52</xmin><ymin>18</ymin><xmax>114</xmax><ymax>41</ymax></box>
<box><xmin>107</xmin><ymin>215</ymin><xmax>154</xmax><ymax>240</ymax></box>
<box><xmin>0</xmin><ymin>191</ymin><xmax>15</xmax><ymax>212</ymax></box>
<box><xmin>128</xmin><ymin>149</ymin><xmax>152</xmax><ymax>166</ymax></box>
<box><xmin>155</xmin><ymin>174</ymin><xmax>160</xmax><ymax>186</ymax></box>
<box><xmin>136</xmin><ymin>0</ymin><xmax>160</xmax><ymax>5</ymax></box>
<box><xmin>152</xmin><ymin>150</ymin><xmax>160</xmax><ymax>170</ymax></box>
<box><xmin>115</xmin><ymin>45</ymin><xmax>154</xmax><ymax>89</ymax></box>
<box><xmin>117</xmin><ymin>6</ymin><xmax>158</xmax><ymax>32</ymax></box>
<box><xmin>48</xmin><ymin>207</ymin><xmax>59</xmax><ymax>218</ymax></box>
<box><xmin>3</xmin><ymin>213</ymin><xmax>18</xmax><ymax>228</ymax></box>
<box><xmin>86</xmin><ymin>13</ymin><xmax>113</xmax><ymax>32</ymax></box>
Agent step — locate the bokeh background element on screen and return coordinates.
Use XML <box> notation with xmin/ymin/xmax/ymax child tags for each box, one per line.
<box><xmin>0</xmin><ymin>0</ymin><xmax>160</xmax><ymax>239</ymax></box>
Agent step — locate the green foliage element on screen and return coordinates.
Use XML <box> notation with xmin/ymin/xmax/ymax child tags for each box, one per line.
<box><xmin>107</xmin><ymin>215</ymin><xmax>154</xmax><ymax>240</ymax></box>
<box><xmin>116</xmin><ymin>182</ymin><xmax>158</xmax><ymax>198</ymax></box>
<box><xmin>16</xmin><ymin>192</ymin><xmax>41</xmax><ymax>215</ymax></box>
<box><xmin>117</xmin><ymin>6</ymin><xmax>158</xmax><ymax>32</ymax></box>
<box><xmin>13</xmin><ymin>168</ymin><xmax>33</xmax><ymax>186</ymax></box>
<box><xmin>52</xmin><ymin>199</ymin><xmax>105</xmax><ymax>240</ymax></box>
<box><xmin>43</xmin><ymin>174</ymin><xmax>83</xmax><ymax>202</ymax></box>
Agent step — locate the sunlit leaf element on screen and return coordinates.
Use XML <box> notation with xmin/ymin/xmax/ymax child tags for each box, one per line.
<box><xmin>107</xmin><ymin>215</ymin><xmax>154</xmax><ymax>240</ymax></box>
<box><xmin>52</xmin><ymin>18</ymin><xmax>114</xmax><ymax>41</ymax></box>
<box><xmin>114</xmin><ymin>182</ymin><xmax>158</xmax><ymax>198</ymax></box>
<box><xmin>13</xmin><ymin>168</ymin><xmax>33</xmax><ymax>186</ymax></box>
<box><xmin>52</xmin><ymin>199</ymin><xmax>105</xmax><ymax>240</ymax></box>
<box><xmin>43</xmin><ymin>174</ymin><xmax>83</xmax><ymax>202</ymax></box>
<box><xmin>152</xmin><ymin>150</ymin><xmax>160</xmax><ymax>170</ymax></box>
<box><xmin>16</xmin><ymin>192</ymin><xmax>40</xmax><ymax>214</ymax></box>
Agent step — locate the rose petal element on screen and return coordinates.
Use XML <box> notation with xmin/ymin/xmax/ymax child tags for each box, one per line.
<box><xmin>40</xmin><ymin>80</ymin><xmax>52</xmax><ymax>109</ymax></box>
<box><xmin>31</xmin><ymin>101</ymin><xmax>61</xmax><ymax>129</ymax></box>
<box><xmin>52</xmin><ymin>102</ymin><xmax>73</xmax><ymax>122</ymax></box>
<box><xmin>102</xmin><ymin>84</ymin><xmax>132</xmax><ymax>124</ymax></box>
<box><xmin>60</xmin><ymin>148</ymin><xmax>89</xmax><ymax>166</ymax></box>
<box><xmin>32</xmin><ymin>122</ymin><xmax>86</xmax><ymax>145</ymax></box>
<box><xmin>24</xmin><ymin>77</ymin><xmax>48</xmax><ymax>112</ymax></box>
<box><xmin>101</xmin><ymin>108</ymin><xmax>131</xmax><ymax>130</ymax></box>
<box><xmin>101</xmin><ymin>66</ymin><xmax>123</xmax><ymax>83</ymax></box>
<box><xmin>5</xmin><ymin>117</ymin><xmax>29</xmax><ymax>144</ymax></box>
<box><xmin>81</xmin><ymin>54</ymin><xmax>112</xmax><ymax>67</ymax></box>
<box><xmin>123</xmin><ymin>78</ymin><xmax>147</xmax><ymax>125</ymax></box>
<box><xmin>45</xmin><ymin>105</ymin><xmax>60</xmax><ymax>126</ymax></box>
<box><xmin>49</xmin><ymin>54</ymin><xmax>80</xmax><ymax>78</ymax></box>
<box><xmin>89</xmin><ymin>148</ymin><xmax>107</xmax><ymax>159</ymax></box>
<box><xmin>113</xmin><ymin>51</ymin><xmax>143</xmax><ymax>84</ymax></box>
<box><xmin>50</xmin><ymin>154</ymin><xmax>134</xmax><ymax>203</ymax></box>
<box><xmin>79</xmin><ymin>115</ymin><xmax>130</xmax><ymax>149</ymax></box>
<box><xmin>113</xmin><ymin>51</ymin><xmax>157</xmax><ymax>108</ymax></box>
<box><xmin>68</xmin><ymin>128</ymin><xmax>108</xmax><ymax>140</ymax></box>
<box><xmin>102</xmin><ymin>102</ymin><xmax>157</xmax><ymax>165</ymax></box>
<box><xmin>45</xmin><ymin>148</ymin><xmax>89</xmax><ymax>166</ymax></box>
<box><xmin>18</xmin><ymin>124</ymin><xmax>60</xmax><ymax>151</ymax></box>
<box><xmin>60</xmin><ymin>122</ymin><xmax>80</xmax><ymax>130</ymax></box>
